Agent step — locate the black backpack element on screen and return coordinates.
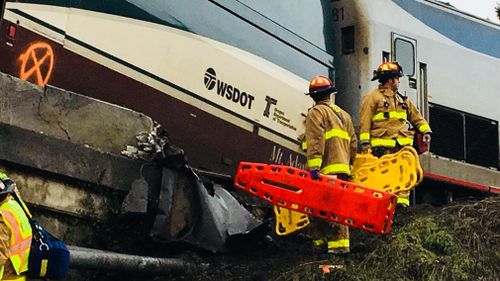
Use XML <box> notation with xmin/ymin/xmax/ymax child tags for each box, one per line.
<box><xmin>9</xmin><ymin>185</ymin><xmax>70</xmax><ymax>280</ymax></box>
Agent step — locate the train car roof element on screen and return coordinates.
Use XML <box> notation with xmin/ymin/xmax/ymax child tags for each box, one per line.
<box><xmin>429</xmin><ymin>0</ymin><xmax>500</xmax><ymax>28</ymax></box>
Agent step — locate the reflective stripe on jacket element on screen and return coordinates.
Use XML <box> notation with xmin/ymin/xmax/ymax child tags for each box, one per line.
<box><xmin>328</xmin><ymin>239</ymin><xmax>350</xmax><ymax>250</ymax></box>
<box><xmin>0</xmin><ymin>197</ymin><xmax>32</xmax><ymax>280</ymax></box>
<box><xmin>305</xmin><ymin>99</ymin><xmax>357</xmax><ymax>175</ymax></box>
<box><xmin>359</xmin><ymin>86</ymin><xmax>431</xmax><ymax>148</ymax></box>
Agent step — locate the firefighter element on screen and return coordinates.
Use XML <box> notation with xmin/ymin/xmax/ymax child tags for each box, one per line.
<box><xmin>0</xmin><ymin>172</ymin><xmax>32</xmax><ymax>281</ymax></box>
<box><xmin>304</xmin><ymin>75</ymin><xmax>357</xmax><ymax>255</ymax></box>
<box><xmin>359</xmin><ymin>61</ymin><xmax>431</xmax><ymax>207</ymax></box>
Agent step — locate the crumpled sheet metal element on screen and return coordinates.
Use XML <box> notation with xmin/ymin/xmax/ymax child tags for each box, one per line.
<box><xmin>150</xmin><ymin>167</ymin><xmax>261</xmax><ymax>252</ymax></box>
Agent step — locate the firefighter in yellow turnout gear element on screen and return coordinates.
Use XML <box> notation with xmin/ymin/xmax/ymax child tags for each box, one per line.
<box><xmin>0</xmin><ymin>172</ymin><xmax>32</xmax><ymax>281</ymax></box>
<box><xmin>359</xmin><ymin>62</ymin><xmax>431</xmax><ymax>207</ymax></box>
<box><xmin>304</xmin><ymin>76</ymin><xmax>357</xmax><ymax>255</ymax></box>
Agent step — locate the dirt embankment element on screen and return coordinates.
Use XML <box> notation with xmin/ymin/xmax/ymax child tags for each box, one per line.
<box><xmin>158</xmin><ymin>195</ymin><xmax>499</xmax><ymax>281</ymax></box>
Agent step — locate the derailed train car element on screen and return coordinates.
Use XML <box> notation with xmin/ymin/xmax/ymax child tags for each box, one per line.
<box><xmin>330</xmin><ymin>0</ymin><xmax>500</xmax><ymax>201</ymax></box>
<box><xmin>0</xmin><ymin>0</ymin><xmax>499</xmax><ymax>200</ymax></box>
<box><xmin>0</xmin><ymin>0</ymin><xmax>331</xmax><ymax>175</ymax></box>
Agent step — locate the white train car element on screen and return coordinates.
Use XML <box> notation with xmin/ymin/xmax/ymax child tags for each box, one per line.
<box><xmin>0</xmin><ymin>0</ymin><xmax>325</xmax><ymax>174</ymax></box>
<box><xmin>331</xmin><ymin>0</ymin><xmax>500</xmax><ymax>201</ymax></box>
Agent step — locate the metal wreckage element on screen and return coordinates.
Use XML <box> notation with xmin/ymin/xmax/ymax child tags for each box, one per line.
<box><xmin>121</xmin><ymin>124</ymin><xmax>261</xmax><ymax>252</ymax></box>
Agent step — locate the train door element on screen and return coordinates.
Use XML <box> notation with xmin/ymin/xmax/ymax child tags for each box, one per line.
<box><xmin>418</xmin><ymin>63</ymin><xmax>429</xmax><ymax>120</ymax></box>
<box><xmin>392</xmin><ymin>33</ymin><xmax>419</xmax><ymax>108</ymax></box>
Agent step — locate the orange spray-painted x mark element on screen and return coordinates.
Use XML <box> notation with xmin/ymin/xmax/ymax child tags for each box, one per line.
<box><xmin>18</xmin><ymin>42</ymin><xmax>54</xmax><ymax>86</ymax></box>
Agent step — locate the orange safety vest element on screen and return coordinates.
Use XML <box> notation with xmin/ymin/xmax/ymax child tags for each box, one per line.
<box><xmin>0</xmin><ymin>199</ymin><xmax>32</xmax><ymax>280</ymax></box>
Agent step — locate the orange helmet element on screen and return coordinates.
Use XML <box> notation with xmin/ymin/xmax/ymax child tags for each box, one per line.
<box><xmin>306</xmin><ymin>76</ymin><xmax>336</xmax><ymax>96</ymax></box>
<box><xmin>371</xmin><ymin>61</ymin><xmax>403</xmax><ymax>81</ymax></box>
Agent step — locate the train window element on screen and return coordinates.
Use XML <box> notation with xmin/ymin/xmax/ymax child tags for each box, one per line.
<box><xmin>341</xmin><ymin>26</ymin><xmax>354</xmax><ymax>54</ymax></box>
<box><xmin>429</xmin><ymin>104</ymin><xmax>465</xmax><ymax>161</ymax></box>
<box><xmin>465</xmin><ymin>115</ymin><xmax>499</xmax><ymax>169</ymax></box>
<box><xmin>429</xmin><ymin>103</ymin><xmax>499</xmax><ymax>169</ymax></box>
<box><xmin>394</xmin><ymin>38</ymin><xmax>415</xmax><ymax>76</ymax></box>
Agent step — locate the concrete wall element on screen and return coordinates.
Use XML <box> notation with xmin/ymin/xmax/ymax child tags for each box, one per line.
<box><xmin>0</xmin><ymin>72</ymin><xmax>153</xmax><ymax>154</ymax></box>
<box><xmin>0</xmin><ymin>72</ymin><xmax>162</xmax><ymax>247</ymax></box>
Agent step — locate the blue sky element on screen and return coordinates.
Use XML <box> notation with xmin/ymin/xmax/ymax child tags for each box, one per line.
<box><xmin>448</xmin><ymin>0</ymin><xmax>500</xmax><ymax>24</ymax></box>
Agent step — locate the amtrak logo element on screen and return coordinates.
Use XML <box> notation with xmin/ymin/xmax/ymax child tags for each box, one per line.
<box><xmin>203</xmin><ymin>68</ymin><xmax>255</xmax><ymax>110</ymax></box>
<box><xmin>204</xmin><ymin>68</ymin><xmax>217</xmax><ymax>90</ymax></box>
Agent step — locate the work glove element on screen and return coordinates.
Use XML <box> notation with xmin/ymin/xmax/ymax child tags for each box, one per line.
<box><xmin>423</xmin><ymin>133</ymin><xmax>431</xmax><ymax>145</ymax></box>
<box><xmin>361</xmin><ymin>142</ymin><xmax>371</xmax><ymax>153</ymax></box>
<box><xmin>309</xmin><ymin>169</ymin><xmax>321</xmax><ymax>180</ymax></box>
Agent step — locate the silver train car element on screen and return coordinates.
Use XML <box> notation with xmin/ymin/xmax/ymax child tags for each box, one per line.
<box><xmin>330</xmin><ymin>0</ymin><xmax>500</xmax><ymax>200</ymax></box>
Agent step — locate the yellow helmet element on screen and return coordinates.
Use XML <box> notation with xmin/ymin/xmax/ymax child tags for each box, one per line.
<box><xmin>306</xmin><ymin>75</ymin><xmax>337</xmax><ymax>96</ymax></box>
<box><xmin>371</xmin><ymin>62</ymin><xmax>403</xmax><ymax>81</ymax></box>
